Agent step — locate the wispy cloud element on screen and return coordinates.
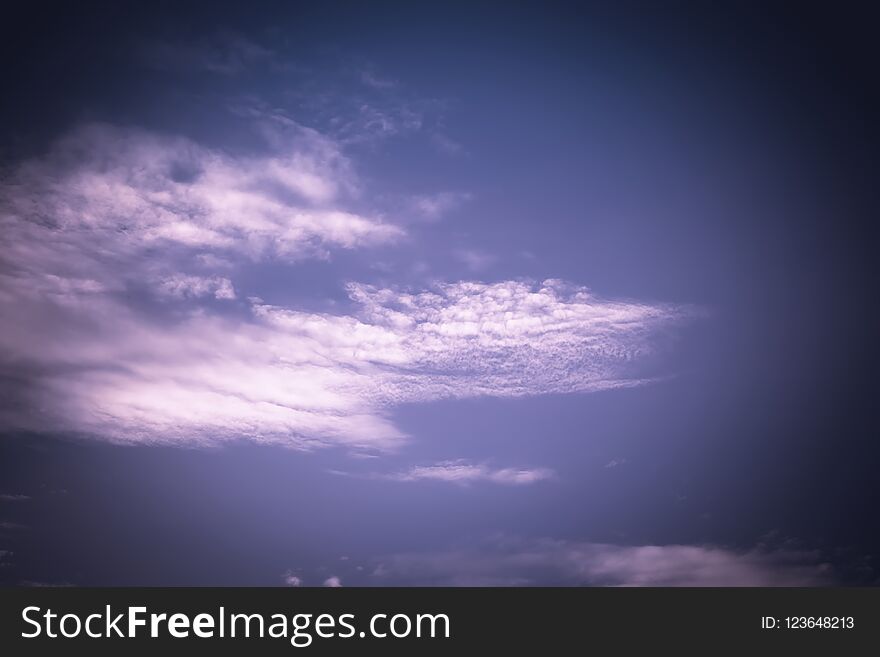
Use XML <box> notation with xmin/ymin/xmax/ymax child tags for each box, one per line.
<box><xmin>410</xmin><ymin>192</ymin><xmax>471</xmax><ymax>221</ymax></box>
<box><xmin>384</xmin><ymin>461</ymin><xmax>554</xmax><ymax>485</ymax></box>
<box><xmin>323</xmin><ymin>576</ymin><xmax>343</xmax><ymax>587</ymax></box>
<box><xmin>20</xmin><ymin>580</ymin><xmax>75</xmax><ymax>588</ymax></box>
<box><xmin>0</xmin><ymin>522</ymin><xmax>26</xmax><ymax>531</ymax></box>
<box><xmin>453</xmin><ymin>248</ymin><xmax>496</xmax><ymax>272</ymax></box>
<box><xmin>280</xmin><ymin>62</ymin><xmax>446</xmax><ymax>147</ymax></box>
<box><xmin>431</xmin><ymin>133</ymin><xmax>465</xmax><ymax>156</ymax></box>
<box><xmin>360</xmin><ymin>69</ymin><xmax>397</xmax><ymax>90</ymax></box>
<box><xmin>0</xmin><ymin>494</ymin><xmax>30</xmax><ymax>502</ymax></box>
<box><xmin>372</xmin><ymin>536</ymin><xmax>834</xmax><ymax>586</ymax></box>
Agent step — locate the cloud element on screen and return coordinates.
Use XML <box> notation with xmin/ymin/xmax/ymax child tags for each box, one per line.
<box><xmin>158</xmin><ymin>275</ymin><xmax>236</xmax><ymax>300</ymax></box>
<box><xmin>1</xmin><ymin>122</ymin><xmax>399</xmax><ymax>266</ymax></box>
<box><xmin>323</xmin><ymin>576</ymin><xmax>343</xmax><ymax>587</ymax></box>
<box><xmin>0</xmin><ymin>275</ymin><xmax>690</xmax><ymax>451</ymax></box>
<box><xmin>410</xmin><ymin>192</ymin><xmax>471</xmax><ymax>221</ymax></box>
<box><xmin>0</xmin><ymin>494</ymin><xmax>30</xmax><ymax>502</ymax></box>
<box><xmin>431</xmin><ymin>133</ymin><xmax>464</xmax><ymax>156</ymax></box>
<box><xmin>453</xmin><ymin>248</ymin><xmax>496</xmax><ymax>272</ymax></box>
<box><xmin>384</xmin><ymin>460</ymin><xmax>554</xmax><ymax>485</ymax></box>
<box><xmin>20</xmin><ymin>580</ymin><xmax>75</xmax><ymax>588</ymax></box>
<box><xmin>281</xmin><ymin>69</ymin><xmax>441</xmax><ymax>146</ymax></box>
<box><xmin>0</xmin><ymin>120</ymin><xmax>693</xmax><ymax>452</ymax></box>
<box><xmin>282</xmin><ymin>572</ymin><xmax>303</xmax><ymax>587</ymax></box>
<box><xmin>360</xmin><ymin>70</ymin><xmax>397</xmax><ymax>90</ymax></box>
<box><xmin>0</xmin><ymin>522</ymin><xmax>25</xmax><ymax>530</ymax></box>
<box><xmin>371</xmin><ymin>537</ymin><xmax>834</xmax><ymax>586</ymax></box>
<box><xmin>346</xmin><ymin>103</ymin><xmax>424</xmax><ymax>143</ymax></box>
<box><xmin>604</xmin><ymin>458</ymin><xmax>627</xmax><ymax>468</ymax></box>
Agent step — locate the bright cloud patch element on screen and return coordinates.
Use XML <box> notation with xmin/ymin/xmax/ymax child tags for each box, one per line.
<box><xmin>0</xmin><ymin>279</ymin><xmax>690</xmax><ymax>450</ymax></box>
<box><xmin>1</xmin><ymin>122</ymin><xmax>400</xmax><ymax>276</ymax></box>
<box><xmin>282</xmin><ymin>572</ymin><xmax>303</xmax><ymax>587</ymax></box>
<box><xmin>0</xmin><ymin>123</ymin><xmax>692</xmax><ymax>452</ymax></box>
<box><xmin>158</xmin><ymin>274</ymin><xmax>236</xmax><ymax>300</ymax></box>
<box><xmin>384</xmin><ymin>461</ymin><xmax>554</xmax><ymax>485</ymax></box>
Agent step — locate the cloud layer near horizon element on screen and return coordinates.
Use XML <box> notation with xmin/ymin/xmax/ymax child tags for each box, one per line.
<box><xmin>0</xmin><ymin>123</ymin><xmax>692</xmax><ymax>451</ymax></box>
<box><xmin>371</xmin><ymin>537</ymin><xmax>834</xmax><ymax>586</ymax></box>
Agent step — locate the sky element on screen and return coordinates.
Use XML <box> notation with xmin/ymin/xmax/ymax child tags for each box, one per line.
<box><xmin>0</xmin><ymin>1</ymin><xmax>876</xmax><ymax>586</ymax></box>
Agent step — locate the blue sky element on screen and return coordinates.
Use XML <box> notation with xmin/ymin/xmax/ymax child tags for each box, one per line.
<box><xmin>0</xmin><ymin>2</ymin><xmax>876</xmax><ymax>586</ymax></box>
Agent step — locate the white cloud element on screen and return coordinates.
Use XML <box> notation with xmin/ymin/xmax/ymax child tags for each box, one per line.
<box><xmin>372</xmin><ymin>537</ymin><xmax>834</xmax><ymax>586</ymax></box>
<box><xmin>158</xmin><ymin>275</ymin><xmax>236</xmax><ymax>300</ymax></box>
<box><xmin>0</xmin><ymin>273</ymin><xmax>690</xmax><ymax>451</ymax></box>
<box><xmin>0</xmin><ymin>494</ymin><xmax>30</xmax><ymax>502</ymax></box>
<box><xmin>282</xmin><ymin>572</ymin><xmax>303</xmax><ymax>587</ymax></box>
<box><xmin>385</xmin><ymin>461</ymin><xmax>554</xmax><ymax>485</ymax></box>
<box><xmin>0</xmin><ymin>122</ymin><xmax>693</xmax><ymax>453</ymax></box>
<box><xmin>0</xmin><ymin>123</ymin><xmax>400</xmax><ymax>275</ymax></box>
<box><xmin>323</xmin><ymin>576</ymin><xmax>342</xmax><ymax>587</ymax></box>
<box><xmin>604</xmin><ymin>458</ymin><xmax>627</xmax><ymax>469</ymax></box>
<box><xmin>347</xmin><ymin>279</ymin><xmax>690</xmax><ymax>401</ymax></box>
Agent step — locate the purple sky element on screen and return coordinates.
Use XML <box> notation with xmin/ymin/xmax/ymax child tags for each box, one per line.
<box><xmin>0</xmin><ymin>2</ymin><xmax>876</xmax><ymax>587</ymax></box>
